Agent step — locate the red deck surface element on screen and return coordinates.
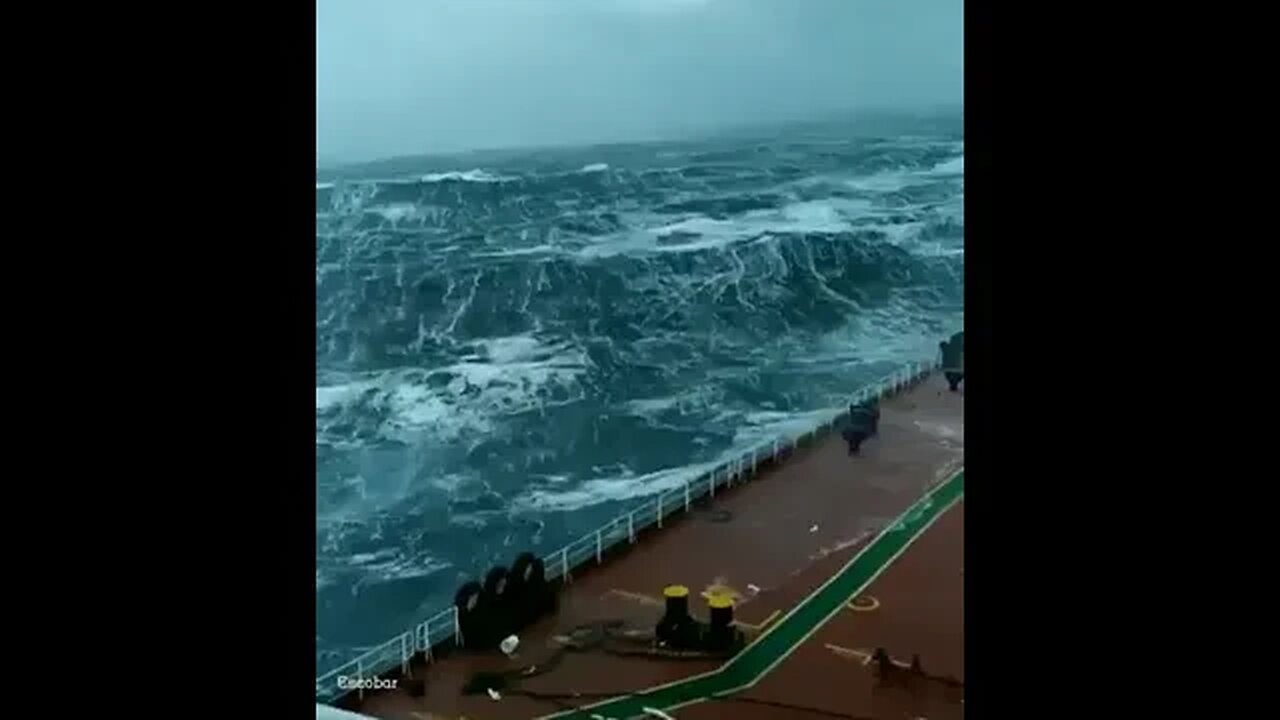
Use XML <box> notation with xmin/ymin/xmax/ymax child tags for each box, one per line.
<box><xmin>342</xmin><ymin>375</ymin><xmax>964</xmax><ymax>720</ymax></box>
<box><xmin>673</xmin><ymin>499</ymin><xmax>964</xmax><ymax>719</ymax></box>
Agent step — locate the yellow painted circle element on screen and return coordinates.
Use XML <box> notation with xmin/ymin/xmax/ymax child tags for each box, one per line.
<box><xmin>849</xmin><ymin>595</ymin><xmax>880</xmax><ymax>612</ymax></box>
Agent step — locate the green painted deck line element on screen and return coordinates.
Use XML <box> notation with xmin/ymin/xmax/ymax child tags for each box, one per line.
<box><xmin>540</xmin><ymin>470</ymin><xmax>965</xmax><ymax>720</ymax></box>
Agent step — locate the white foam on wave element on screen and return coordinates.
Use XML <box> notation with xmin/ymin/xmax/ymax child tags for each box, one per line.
<box><xmin>345</xmin><ymin>549</ymin><xmax>452</xmax><ymax>585</ymax></box>
<box><xmin>624</xmin><ymin>384</ymin><xmax>719</xmax><ymax>419</ymax></box>
<box><xmin>625</xmin><ymin>396</ymin><xmax>684</xmax><ymax>415</ymax></box>
<box><xmin>912</xmin><ymin>244</ymin><xmax>965</xmax><ymax>258</ymax></box>
<box><xmin>317</xmin><ymin>334</ymin><xmax>590</xmax><ymax>446</ymax></box>
<box><xmin>317</xmin><ymin>182</ymin><xmax>380</xmax><ymax>216</ymax></box>
<box><xmin>776</xmin><ymin>200</ymin><xmax>855</xmax><ymax>232</ymax></box>
<box><xmin>843</xmin><ymin>152</ymin><xmax>964</xmax><ymax>194</ymax></box>
<box><xmin>510</xmin><ymin>460</ymin><xmax>719</xmax><ymax>513</ymax></box>
<box><xmin>731</xmin><ymin>408</ymin><xmax>844</xmax><ymax>448</ymax></box>
<box><xmin>845</xmin><ymin>169</ymin><xmax>918</xmax><ymax>194</ymax></box>
<box><xmin>318</xmin><ymin>546</ymin><xmax>453</xmax><ymax>597</ymax></box>
<box><xmin>368</xmin><ymin>202</ymin><xmax>419</xmax><ymax>223</ymax></box>
<box><xmin>472</xmin><ymin>243</ymin><xmax>559</xmax><ymax>259</ymax></box>
<box><xmin>580</xmin><ymin>162</ymin><xmax>609</xmax><ymax>173</ymax></box>
<box><xmin>877</xmin><ymin>221</ymin><xmax>928</xmax><ymax>248</ymax></box>
<box><xmin>467</xmin><ymin>335</ymin><xmax>555</xmax><ymax>363</ymax></box>
<box><xmin>931</xmin><ymin>155</ymin><xmax>965</xmax><ymax>176</ymax></box>
<box><xmin>421</xmin><ymin>169</ymin><xmax>516</xmax><ymax>183</ymax></box>
<box><xmin>576</xmin><ymin>199</ymin><xmax>858</xmax><ymax>258</ymax></box>
<box><xmin>504</xmin><ymin>312</ymin><xmax>963</xmax><ymax>515</ymax></box>
<box><xmin>818</xmin><ymin>299</ymin><xmax>962</xmax><ymax>367</ymax></box>
<box><xmin>508</xmin><ymin>403</ymin><xmax>840</xmax><ymax>514</ymax></box>
<box><xmin>381</xmin><ymin>382</ymin><xmax>495</xmax><ymax>441</ymax></box>
<box><xmin>316</xmin><ymin>380</ymin><xmax>375</xmax><ymax>412</ymax></box>
<box><xmin>445</xmin><ymin>336</ymin><xmax>590</xmax><ymax>400</ymax></box>
<box><xmin>316</xmin><ymin>181</ymin><xmax>335</xmax><ymax>190</ymax></box>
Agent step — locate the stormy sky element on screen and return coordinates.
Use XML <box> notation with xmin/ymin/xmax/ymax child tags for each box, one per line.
<box><xmin>316</xmin><ymin>0</ymin><xmax>963</xmax><ymax>164</ymax></box>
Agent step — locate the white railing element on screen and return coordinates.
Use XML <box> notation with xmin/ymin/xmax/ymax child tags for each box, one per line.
<box><xmin>315</xmin><ymin>356</ymin><xmax>940</xmax><ymax>702</ymax></box>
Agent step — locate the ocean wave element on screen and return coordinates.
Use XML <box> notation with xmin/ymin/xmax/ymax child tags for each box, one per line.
<box><xmin>314</xmin><ymin>117</ymin><xmax>963</xmax><ymax>672</ymax></box>
<box><xmin>316</xmin><ymin>335</ymin><xmax>590</xmax><ymax>448</ymax></box>
<box><xmin>421</xmin><ymin>168</ymin><xmax>517</xmax><ymax>183</ymax></box>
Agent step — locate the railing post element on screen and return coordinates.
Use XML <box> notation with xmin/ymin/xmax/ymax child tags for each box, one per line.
<box><xmin>453</xmin><ymin>606</ymin><xmax>463</xmax><ymax>647</ymax></box>
<box><xmin>356</xmin><ymin>658</ymin><xmax>365</xmax><ymax>700</ymax></box>
<box><xmin>595</xmin><ymin>528</ymin><xmax>603</xmax><ymax>564</ymax></box>
<box><xmin>772</xmin><ymin>439</ymin><xmax>779</xmax><ymax>457</ymax></box>
<box><xmin>401</xmin><ymin>632</ymin><xmax>410</xmax><ymax>675</ymax></box>
<box><xmin>752</xmin><ymin>450</ymin><xmax>757</xmax><ymax>474</ymax></box>
<box><xmin>657</xmin><ymin>493</ymin><xmax>664</xmax><ymax>528</ymax></box>
<box><xmin>684</xmin><ymin>481</ymin><xmax>691</xmax><ymax>511</ymax></box>
<box><xmin>628</xmin><ymin>511</ymin><xmax>635</xmax><ymax>543</ymax></box>
<box><xmin>562</xmin><ymin>547</ymin><xmax>571</xmax><ymax>582</ymax></box>
<box><xmin>424</xmin><ymin>618</ymin><xmax>433</xmax><ymax>662</ymax></box>
<box><xmin>710</xmin><ymin>470</ymin><xmax>716</xmax><ymax>497</ymax></box>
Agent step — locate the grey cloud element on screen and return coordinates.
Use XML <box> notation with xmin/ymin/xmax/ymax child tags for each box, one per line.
<box><xmin>316</xmin><ymin>0</ymin><xmax>962</xmax><ymax>163</ymax></box>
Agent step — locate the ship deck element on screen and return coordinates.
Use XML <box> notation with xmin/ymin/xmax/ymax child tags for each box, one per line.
<box><xmin>672</xmin><ymin>498</ymin><xmax>964</xmax><ymax>720</ymax></box>
<box><xmin>336</xmin><ymin>373</ymin><xmax>964</xmax><ymax>720</ymax></box>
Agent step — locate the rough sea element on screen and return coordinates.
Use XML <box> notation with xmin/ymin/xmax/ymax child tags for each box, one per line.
<box><xmin>314</xmin><ymin>113</ymin><xmax>964</xmax><ymax>673</ymax></box>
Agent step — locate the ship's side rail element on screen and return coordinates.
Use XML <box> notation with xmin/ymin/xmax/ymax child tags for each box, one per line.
<box><xmin>315</xmin><ymin>356</ymin><xmax>941</xmax><ymax>702</ymax></box>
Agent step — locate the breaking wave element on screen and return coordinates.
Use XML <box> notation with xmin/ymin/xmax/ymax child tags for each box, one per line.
<box><xmin>314</xmin><ymin>114</ymin><xmax>964</xmax><ymax>671</ymax></box>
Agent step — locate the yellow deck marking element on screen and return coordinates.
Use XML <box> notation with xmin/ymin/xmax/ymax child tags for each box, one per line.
<box><xmin>733</xmin><ymin>609</ymin><xmax>780</xmax><ymax>631</ymax></box>
<box><xmin>846</xmin><ymin>595</ymin><xmax>880</xmax><ymax>612</ymax></box>
<box><xmin>825</xmin><ymin>643</ymin><xmax>912</xmax><ymax>669</ymax></box>
<box><xmin>825</xmin><ymin>643</ymin><xmax>874</xmax><ymax>665</ymax></box>
<box><xmin>606</xmin><ymin>589</ymin><xmax>664</xmax><ymax>606</ymax></box>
